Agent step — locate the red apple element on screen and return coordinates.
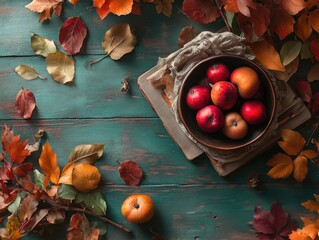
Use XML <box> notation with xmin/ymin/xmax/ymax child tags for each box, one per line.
<box><xmin>186</xmin><ymin>85</ymin><xmax>211</xmax><ymax>110</ymax></box>
<box><xmin>240</xmin><ymin>100</ymin><xmax>267</xmax><ymax>125</ymax></box>
<box><xmin>222</xmin><ymin>112</ymin><xmax>248</xmax><ymax>139</ymax></box>
<box><xmin>230</xmin><ymin>67</ymin><xmax>261</xmax><ymax>99</ymax></box>
<box><xmin>211</xmin><ymin>81</ymin><xmax>238</xmax><ymax>110</ymax></box>
<box><xmin>196</xmin><ymin>105</ymin><xmax>224</xmax><ymax>133</ymax></box>
<box><xmin>206</xmin><ymin>63</ymin><xmax>230</xmax><ymax>84</ymax></box>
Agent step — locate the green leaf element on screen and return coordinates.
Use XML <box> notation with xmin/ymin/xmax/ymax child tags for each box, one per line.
<box><xmin>34</xmin><ymin>169</ymin><xmax>45</xmax><ymax>189</ymax></box>
<box><xmin>308</xmin><ymin>62</ymin><xmax>319</xmax><ymax>82</ymax></box>
<box><xmin>301</xmin><ymin>41</ymin><xmax>311</xmax><ymax>59</ymax></box>
<box><xmin>90</xmin><ymin>222</ymin><xmax>107</xmax><ymax>236</ymax></box>
<box><xmin>280</xmin><ymin>40</ymin><xmax>302</xmax><ymax>66</ymax></box>
<box><xmin>75</xmin><ymin>192</ymin><xmax>107</xmax><ymax>216</ymax></box>
<box><xmin>68</xmin><ymin>144</ymin><xmax>104</xmax><ymax>164</ymax></box>
<box><xmin>8</xmin><ymin>196</ymin><xmax>21</xmax><ymax>214</ymax></box>
<box><xmin>57</xmin><ymin>184</ymin><xmax>78</xmax><ymax>200</ymax></box>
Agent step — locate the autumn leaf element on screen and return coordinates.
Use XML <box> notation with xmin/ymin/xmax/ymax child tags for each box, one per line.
<box><xmin>280</xmin><ymin>40</ymin><xmax>302</xmax><ymax>66</ymax></box>
<box><xmin>46</xmin><ymin>51</ymin><xmax>75</xmax><ymax>84</ymax></box>
<box><xmin>19</xmin><ymin>209</ymin><xmax>49</xmax><ymax>234</ymax></box>
<box><xmin>72</xmin><ymin>163</ymin><xmax>101</xmax><ymax>193</ymax></box>
<box><xmin>118</xmin><ymin>160</ymin><xmax>143</xmax><ymax>186</ymax></box>
<box><xmin>249</xmin><ymin>4</ymin><xmax>270</xmax><ymax>37</ymax></box>
<box><xmin>267</xmin><ymin>153</ymin><xmax>294</xmax><ymax>179</ymax></box>
<box><xmin>301</xmin><ymin>194</ymin><xmax>319</xmax><ymax>213</ymax></box>
<box><xmin>75</xmin><ymin>192</ymin><xmax>106</xmax><ymax>215</ymax></box>
<box><xmin>310</xmin><ymin>36</ymin><xmax>319</xmax><ymax>62</ymax></box>
<box><xmin>93</xmin><ymin>0</ymin><xmax>106</xmax><ymax>8</ymax></box>
<box><xmin>15</xmin><ymin>88</ymin><xmax>36</xmax><ymax>119</ymax></box>
<box><xmin>101</xmin><ymin>23</ymin><xmax>136</xmax><ymax>60</ymax></box>
<box><xmin>249</xmin><ymin>40</ymin><xmax>285</xmax><ymax>72</ymax></box>
<box><xmin>6</xmin><ymin>136</ymin><xmax>29</xmax><ymax>164</ymax></box>
<box><xmin>96</xmin><ymin>1</ymin><xmax>110</xmax><ymax>20</ymax></box>
<box><xmin>68</xmin><ymin>0</ymin><xmax>80</xmax><ymax>6</ymax></box>
<box><xmin>59</xmin><ymin>17</ymin><xmax>88</xmax><ymax>55</ymax></box>
<box><xmin>59</xmin><ymin>162</ymin><xmax>75</xmax><ymax>185</ymax></box>
<box><xmin>2</xmin><ymin>125</ymin><xmax>14</xmax><ymax>151</ymax></box>
<box><xmin>308</xmin><ymin>62</ymin><xmax>319</xmax><ymax>82</ymax></box>
<box><xmin>182</xmin><ymin>0</ymin><xmax>220</xmax><ymax>24</ymax></box>
<box><xmin>14</xmin><ymin>65</ymin><xmax>46</xmax><ymax>81</ymax></box>
<box><xmin>154</xmin><ymin>0</ymin><xmax>174</xmax><ymax>17</ymax></box>
<box><xmin>178</xmin><ymin>26</ymin><xmax>198</xmax><ymax>48</ymax></box>
<box><xmin>223</xmin><ymin>0</ymin><xmax>256</xmax><ymax>17</ymax></box>
<box><xmin>12</xmin><ymin>163</ymin><xmax>33</xmax><ymax>177</ymax></box>
<box><xmin>109</xmin><ymin>0</ymin><xmax>133</xmax><ymax>16</ymax></box>
<box><xmin>269</xmin><ymin>8</ymin><xmax>295</xmax><ymax>40</ymax></box>
<box><xmin>274</xmin><ymin>57</ymin><xmax>299</xmax><ymax>82</ymax></box>
<box><xmin>46</xmin><ymin>209</ymin><xmax>65</xmax><ymax>224</ymax></box>
<box><xmin>18</xmin><ymin>195</ymin><xmax>38</xmax><ymax>222</ymax></box>
<box><xmin>39</xmin><ymin>141</ymin><xmax>60</xmax><ymax>187</ymax></box>
<box><xmin>293</xmin><ymin>155</ymin><xmax>308</xmax><ymax>182</ymax></box>
<box><xmin>68</xmin><ymin>213</ymin><xmax>83</xmax><ymax>231</ymax></box>
<box><xmin>289</xmin><ymin>228</ymin><xmax>313</xmax><ymax>240</ymax></box>
<box><xmin>278</xmin><ymin>129</ymin><xmax>306</xmax><ymax>155</ymax></box>
<box><xmin>30</xmin><ymin>33</ymin><xmax>57</xmax><ymax>57</ymax></box>
<box><xmin>68</xmin><ymin>144</ymin><xmax>104</xmax><ymax>163</ymax></box>
<box><xmin>281</xmin><ymin>0</ymin><xmax>305</xmax><ymax>15</ymax></box>
<box><xmin>25</xmin><ymin>0</ymin><xmax>64</xmax><ymax>22</ymax></box>
<box><xmin>296</xmin><ymin>81</ymin><xmax>312</xmax><ymax>103</ymax></box>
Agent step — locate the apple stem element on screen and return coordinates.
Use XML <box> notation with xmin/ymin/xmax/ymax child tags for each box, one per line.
<box><xmin>232</xmin><ymin>120</ymin><xmax>238</xmax><ymax>127</ymax></box>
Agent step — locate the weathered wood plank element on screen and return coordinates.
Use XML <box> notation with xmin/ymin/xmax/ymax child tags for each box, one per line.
<box><xmin>22</xmin><ymin>184</ymin><xmax>315</xmax><ymax>240</ymax></box>
<box><xmin>0</xmin><ymin>0</ymin><xmax>225</xmax><ymax>57</ymax></box>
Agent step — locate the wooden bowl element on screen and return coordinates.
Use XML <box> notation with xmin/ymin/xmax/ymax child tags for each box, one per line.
<box><xmin>177</xmin><ymin>55</ymin><xmax>276</xmax><ymax>151</ymax></box>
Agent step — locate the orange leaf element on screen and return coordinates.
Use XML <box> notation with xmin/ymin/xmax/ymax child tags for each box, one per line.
<box><xmin>278</xmin><ymin>129</ymin><xmax>306</xmax><ymax>155</ymax></box>
<box><xmin>281</xmin><ymin>0</ymin><xmax>305</xmax><ymax>15</ymax></box>
<box><xmin>25</xmin><ymin>0</ymin><xmax>63</xmax><ymax>22</ymax></box>
<box><xmin>293</xmin><ymin>155</ymin><xmax>308</xmax><ymax>182</ymax></box>
<box><xmin>6</xmin><ymin>136</ymin><xmax>29</xmax><ymax>164</ymax></box>
<box><xmin>93</xmin><ymin>0</ymin><xmax>105</xmax><ymax>8</ymax></box>
<box><xmin>223</xmin><ymin>0</ymin><xmax>239</xmax><ymax>13</ymax></box>
<box><xmin>39</xmin><ymin>141</ymin><xmax>60</xmax><ymax>187</ymax></box>
<box><xmin>249</xmin><ymin>40</ymin><xmax>285</xmax><ymax>72</ymax></box>
<box><xmin>302</xmin><ymin>200</ymin><xmax>319</xmax><ymax>213</ymax></box>
<box><xmin>58</xmin><ymin>162</ymin><xmax>75</xmax><ymax>185</ymax></box>
<box><xmin>267</xmin><ymin>153</ymin><xmax>293</xmax><ymax>179</ymax></box>
<box><xmin>72</xmin><ymin>163</ymin><xmax>101</xmax><ymax>193</ymax></box>
<box><xmin>68</xmin><ymin>0</ymin><xmax>80</xmax><ymax>6</ymax></box>
<box><xmin>295</xmin><ymin>13</ymin><xmax>313</xmax><ymax>42</ymax></box>
<box><xmin>96</xmin><ymin>1</ymin><xmax>110</xmax><ymax>20</ymax></box>
<box><xmin>109</xmin><ymin>0</ymin><xmax>133</xmax><ymax>16</ymax></box>
<box><xmin>302</xmin><ymin>150</ymin><xmax>318</xmax><ymax>159</ymax></box>
<box><xmin>270</xmin><ymin>8</ymin><xmax>295</xmax><ymax>40</ymax></box>
<box><xmin>1</xmin><ymin>125</ymin><xmax>14</xmax><ymax>151</ymax></box>
<box><xmin>309</xmin><ymin>9</ymin><xmax>319</xmax><ymax>34</ymax></box>
<box><xmin>289</xmin><ymin>229</ymin><xmax>312</xmax><ymax>240</ymax></box>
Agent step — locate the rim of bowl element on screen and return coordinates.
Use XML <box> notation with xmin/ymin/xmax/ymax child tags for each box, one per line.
<box><xmin>177</xmin><ymin>54</ymin><xmax>277</xmax><ymax>151</ymax></box>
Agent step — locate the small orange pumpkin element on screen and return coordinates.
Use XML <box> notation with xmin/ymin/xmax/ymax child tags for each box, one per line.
<box><xmin>121</xmin><ymin>194</ymin><xmax>155</xmax><ymax>224</ymax></box>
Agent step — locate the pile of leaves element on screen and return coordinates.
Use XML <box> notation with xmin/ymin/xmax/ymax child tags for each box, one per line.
<box><xmin>0</xmin><ymin>125</ymin><xmax>145</xmax><ymax>239</ymax></box>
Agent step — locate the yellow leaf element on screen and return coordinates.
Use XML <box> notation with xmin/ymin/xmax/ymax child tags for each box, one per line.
<box><xmin>249</xmin><ymin>40</ymin><xmax>285</xmax><ymax>72</ymax></box>
<box><xmin>278</xmin><ymin>129</ymin><xmax>306</xmax><ymax>155</ymax></box>
<box><xmin>301</xmin><ymin>223</ymin><xmax>319</xmax><ymax>239</ymax></box>
<box><xmin>72</xmin><ymin>163</ymin><xmax>101</xmax><ymax>193</ymax></box>
<box><xmin>302</xmin><ymin>150</ymin><xmax>318</xmax><ymax>159</ymax></box>
<box><xmin>289</xmin><ymin>229</ymin><xmax>313</xmax><ymax>240</ymax></box>
<box><xmin>154</xmin><ymin>0</ymin><xmax>174</xmax><ymax>17</ymax></box>
<box><xmin>39</xmin><ymin>141</ymin><xmax>60</xmax><ymax>187</ymax></box>
<box><xmin>109</xmin><ymin>0</ymin><xmax>133</xmax><ymax>16</ymax></box>
<box><xmin>267</xmin><ymin>153</ymin><xmax>293</xmax><ymax>179</ymax></box>
<box><xmin>293</xmin><ymin>155</ymin><xmax>308</xmax><ymax>182</ymax></box>
<box><xmin>58</xmin><ymin>162</ymin><xmax>75</xmax><ymax>185</ymax></box>
<box><xmin>302</xmin><ymin>200</ymin><xmax>319</xmax><ymax>213</ymax></box>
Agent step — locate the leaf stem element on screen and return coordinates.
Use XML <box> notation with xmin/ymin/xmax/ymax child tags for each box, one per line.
<box><xmin>88</xmin><ymin>54</ymin><xmax>109</xmax><ymax>65</ymax></box>
<box><xmin>306</xmin><ymin>123</ymin><xmax>319</xmax><ymax>146</ymax></box>
<box><xmin>214</xmin><ymin>0</ymin><xmax>231</xmax><ymax>32</ymax></box>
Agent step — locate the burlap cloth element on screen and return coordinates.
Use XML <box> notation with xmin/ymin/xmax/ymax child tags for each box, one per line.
<box><xmin>153</xmin><ymin>31</ymin><xmax>283</xmax><ymax>163</ymax></box>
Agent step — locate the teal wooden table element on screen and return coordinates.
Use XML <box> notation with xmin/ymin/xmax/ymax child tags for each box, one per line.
<box><xmin>0</xmin><ymin>1</ymin><xmax>318</xmax><ymax>239</ymax></box>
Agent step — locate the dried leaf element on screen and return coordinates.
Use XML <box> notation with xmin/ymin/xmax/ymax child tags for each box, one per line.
<box><xmin>118</xmin><ymin>160</ymin><xmax>143</xmax><ymax>186</ymax></box>
<box><xmin>267</xmin><ymin>153</ymin><xmax>293</xmax><ymax>179</ymax></box>
<box><xmin>6</xmin><ymin>136</ymin><xmax>29</xmax><ymax>164</ymax></box>
<box><xmin>274</xmin><ymin>57</ymin><xmax>299</xmax><ymax>82</ymax></box>
<box><xmin>250</xmin><ymin>40</ymin><xmax>285</xmax><ymax>72</ymax></box>
<box><xmin>14</xmin><ymin>65</ymin><xmax>45</xmax><ymax>80</ymax></box>
<box><xmin>68</xmin><ymin>213</ymin><xmax>83</xmax><ymax>231</ymax></box>
<box><xmin>68</xmin><ymin>144</ymin><xmax>104</xmax><ymax>164</ymax></box>
<box><xmin>310</xmin><ymin>36</ymin><xmax>319</xmax><ymax>61</ymax></box>
<box><xmin>280</xmin><ymin>40</ymin><xmax>302</xmax><ymax>66</ymax></box>
<box><xmin>249</xmin><ymin>4</ymin><xmax>270</xmax><ymax>37</ymax></box>
<box><xmin>59</xmin><ymin>17</ymin><xmax>88</xmax><ymax>55</ymax></box>
<box><xmin>223</xmin><ymin>0</ymin><xmax>256</xmax><ymax>17</ymax></box>
<box><xmin>59</xmin><ymin>162</ymin><xmax>75</xmax><ymax>185</ymax></box>
<box><xmin>39</xmin><ymin>141</ymin><xmax>60</xmax><ymax>187</ymax></box>
<box><xmin>154</xmin><ymin>0</ymin><xmax>174</xmax><ymax>17</ymax></box>
<box><xmin>15</xmin><ymin>88</ymin><xmax>36</xmax><ymax>119</ymax></box>
<box><xmin>296</xmin><ymin>81</ymin><xmax>312</xmax><ymax>103</ymax></box>
<box><xmin>25</xmin><ymin>0</ymin><xmax>63</xmax><ymax>22</ymax></box>
<box><xmin>178</xmin><ymin>26</ymin><xmax>198</xmax><ymax>48</ymax></box>
<box><xmin>34</xmin><ymin>169</ymin><xmax>45</xmax><ymax>189</ymax></box>
<box><xmin>46</xmin><ymin>209</ymin><xmax>65</xmax><ymax>224</ymax></box>
<box><xmin>109</xmin><ymin>0</ymin><xmax>133</xmax><ymax>16</ymax></box>
<box><xmin>96</xmin><ymin>2</ymin><xmax>110</xmax><ymax>20</ymax></box>
<box><xmin>182</xmin><ymin>0</ymin><xmax>220</xmax><ymax>23</ymax></box>
<box><xmin>301</xmin><ymin>41</ymin><xmax>311</xmax><ymax>59</ymax></box>
<box><xmin>0</xmin><ymin>193</ymin><xmax>13</xmax><ymax>214</ymax></box>
<box><xmin>302</xmin><ymin>150</ymin><xmax>318</xmax><ymax>159</ymax></box>
<box><xmin>293</xmin><ymin>155</ymin><xmax>308</xmax><ymax>182</ymax></box>
<box><xmin>18</xmin><ymin>195</ymin><xmax>38</xmax><ymax>222</ymax></box>
<box><xmin>1</xmin><ymin>125</ymin><xmax>14</xmax><ymax>151</ymax></box>
<box><xmin>102</xmin><ymin>23</ymin><xmax>136</xmax><ymax>60</ymax></box>
<box><xmin>121</xmin><ymin>77</ymin><xmax>130</xmax><ymax>92</ymax></box>
<box><xmin>72</xmin><ymin>163</ymin><xmax>101</xmax><ymax>192</ymax></box>
<box><xmin>68</xmin><ymin>0</ymin><xmax>80</xmax><ymax>6</ymax></box>
<box><xmin>281</xmin><ymin>0</ymin><xmax>305</xmax><ymax>15</ymax></box>
<box><xmin>12</xmin><ymin>163</ymin><xmax>33</xmax><ymax>177</ymax></box>
<box><xmin>270</xmin><ymin>8</ymin><xmax>295</xmax><ymax>40</ymax></box>
<box><xmin>30</xmin><ymin>33</ymin><xmax>57</xmax><ymax>57</ymax></box>
<box><xmin>57</xmin><ymin>184</ymin><xmax>77</xmax><ymax>200</ymax></box>
<box><xmin>307</xmin><ymin>62</ymin><xmax>319</xmax><ymax>82</ymax></box>
<box><xmin>46</xmin><ymin>51</ymin><xmax>75</xmax><ymax>84</ymax></box>
<box><xmin>295</xmin><ymin>14</ymin><xmax>313</xmax><ymax>42</ymax></box>
<box><xmin>75</xmin><ymin>192</ymin><xmax>106</xmax><ymax>216</ymax></box>
<box><xmin>19</xmin><ymin>209</ymin><xmax>49</xmax><ymax>234</ymax></box>
<box><xmin>93</xmin><ymin>0</ymin><xmax>105</xmax><ymax>8</ymax></box>
<box><xmin>68</xmin><ymin>229</ymin><xmax>85</xmax><ymax>240</ymax></box>
<box><xmin>8</xmin><ymin>195</ymin><xmax>22</xmax><ymax>214</ymax></box>
<box><xmin>85</xmin><ymin>228</ymin><xmax>100</xmax><ymax>240</ymax></box>
<box><xmin>302</xmin><ymin>195</ymin><xmax>319</xmax><ymax>212</ymax></box>
<box><xmin>278</xmin><ymin>129</ymin><xmax>306</xmax><ymax>155</ymax></box>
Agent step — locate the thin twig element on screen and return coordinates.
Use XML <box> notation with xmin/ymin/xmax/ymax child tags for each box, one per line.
<box><xmin>306</xmin><ymin>122</ymin><xmax>319</xmax><ymax>146</ymax></box>
<box><xmin>214</xmin><ymin>0</ymin><xmax>231</xmax><ymax>32</ymax></box>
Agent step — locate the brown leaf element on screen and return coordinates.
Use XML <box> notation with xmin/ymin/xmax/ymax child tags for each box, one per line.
<box><xmin>18</xmin><ymin>194</ymin><xmax>38</xmax><ymax>222</ymax></box>
<box><xmin>68</xmin><ymin>213</ymin><xmax>83</xmax><ymax>231</ymax></box>
<box><xmin>119</xmin><ymin>160</ymin><xmax>143</xmax><ymax>186</ymax></box>
<box><xmin>302</xmin><ymin>195</ymin><xmax>319</xmax><ymax>212</ymax></box>
<box><xmin>39</xmin><ymin>141</ymin><xmax>60</xmax><ymax>187</ymax></box>
<box><xmin>14</xmin><ymin>65</ymin><xmax>46</xmax><ymax>80</ymax></box>
<box><xmin>46</xmin><ymin>209</ymin><xmax>65</xmax><ymax>224</ymax></box>
<box><xmin>296</xmin><ymin>81</ymin><xmax>312</xmax><ymax>103</ymax></box>
<box><xmin>274</xmin><ymin>56</ymin><xmax>299</xmax><ymax>82</ymax></box>
<box><xmin>154</xmin><ymin>0</ymin><xmax>174</xmax><ymax>17</ymax></box>
<box><xmin>182</xmin><ymin>0</ymin><xmax>220</xmax><ymax>23</ymax></box>
<box><xmin>25</xmin><ymin>0</ymin><xmax>63</xmax><ymax>22</ymax></box>
<box><xmin>267</xmin><ymin>153</ymin><xmax>293</xmax><ymax>179</ymax></box>
<box><xmin>68</xmin><ymin>144</ymin><xmax>104</xmax><ymax>164</ymax></box>
<box><xmin>102</xmin><ymin>23</ymin><xmax>137</xmax><ymax>60</ymax></box>
<box><xmin>59</xmin><ymin>162</ymin><xmax>75</xmax><ymax>185</ymax></box>
<box><xmin>278</xmin><ymin>129</ymin><xmax>306</xmax><ymax>155</ymax></box>
<box><xmin>85</xmin><ymin>228</ymin><xmax>100</xmax><ymax>240</ymax></box>
<box><xmin>293</xmin><ymin>155</ymin><xmax>308</xmax><ymax>182</ymax></box>
<box><xmin>15</xmin><ymin>88</ymin><xmax>36</xmax><ymax>119</ymax></box>
<box><xmin>302</xmin><ymin>150</ymin><xmax>318</xmax><ymax>159</ymax></box>
<box><xmin>307</xmin><ymin>62</ymin><xmax>319</xmax><ymax>82</ymax></box>
<box><xmin>31</xmin><ymin>33</ymin><xmax>57</xmax><ymax>57</ymax></box>
<box><xmin>72</xmin><ymin>163</ymin><xmax>101</xmax><ymax>192</ymax></box>
<box><xmin>2</xmin><ymin>125</ymin><xmax>14</xmax><ymax>151</ymax></box>
<box><xmin>6</xmin><ymin>136</ymin><xmax>29</xmax><ymax>164</ymax></box>
<box><xmin>19</xmin><ymin>209</ymin><xmax>49</xmax><ymax>234</ymax></box>
<box><xmin>178</xmin><ymin>26</ymin><xmax>198</xmax><ymax>48</ymax></box>
<box><xmin>13</xmin><ymin>163</ymin><xmax>33</xmax><ymax>177</ymax></box>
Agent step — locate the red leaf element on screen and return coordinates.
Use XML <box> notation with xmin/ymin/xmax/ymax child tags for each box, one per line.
<box><xmin>270</xmin><ymin>8</ymin><xmax>295</xmax><ymax>40</ymax></box>
<box><xmin>6</xmin><ymin>136</ymin><xmax>29</xmax><ymax>164</ymax></box>
<box><xmin>59</xmin><ymin>17</ymin><xmax>88</xmax><ymax>55</ymax></box>
<box><xmin>178</xmin><ymin>26</ymin><xmax>198</xmax><ymax>48</ymax></box>
<box><xmin>18</xmin><ymin>194</ymin><xmax>38</xmax><ymax>222</ymax></box>
<box><xmin>118</xmin><ymin>160</ymin><xmax>143</xmax><ymax>186</ymax></box>
<box><xmin>93</xmin><ymin>0</ymin><xmax>105</xmax><ymax>8</ymax></box>
<box><xmin>237</xmin><ymin>13</ymin><xmax>253</xmax><ymax>41</ymax></box>
<box><xmin>308</xmin><ymin>91</ymin><xmax>319</xmax><ymax>118</ymax></box>
<box><xmin>1</xmin><ymin>124</ymin><xmax>14</xmax><ymax>151</ymax></box>
<box><xmin>20</xmin><ymin>209</ymin><xmax>49</xmax><ymax>234</ymax></box>
<box><xmin>182</xmin><ymin>0</ymin><xmax>220</xmax><ymax>24</ymax></box>
<box><xmin>86</xmin><ymin>228</ymin><xmax>100</xmax><ymax>240</ymax></box>
<box><xmin>296</xmin><ymin>81</ymin><xmax>312</xmax><ymax>103</ymax></box>
<box><xmin>13</xmin><ymin>163</ymin><xmax>33</xmax><ymax>177</ymax></box>
<box><xmin>68</xmin><ymin>213</ymin><xmax>83</xmax><ymax>231</ymax></box>
<box><xmin>250</xmin><ymin>4</ymin><xmax>270</xmax><ymax>37</ymax></box>
<box><xmin>310</xmin><ymin>35</ymin><xmax>319</xmax><ymax>62</ymax></box>
<box><xmin>15</xmin><ymin>88</ymin><xmax>36</xmax><ymax>119</ymax></box>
